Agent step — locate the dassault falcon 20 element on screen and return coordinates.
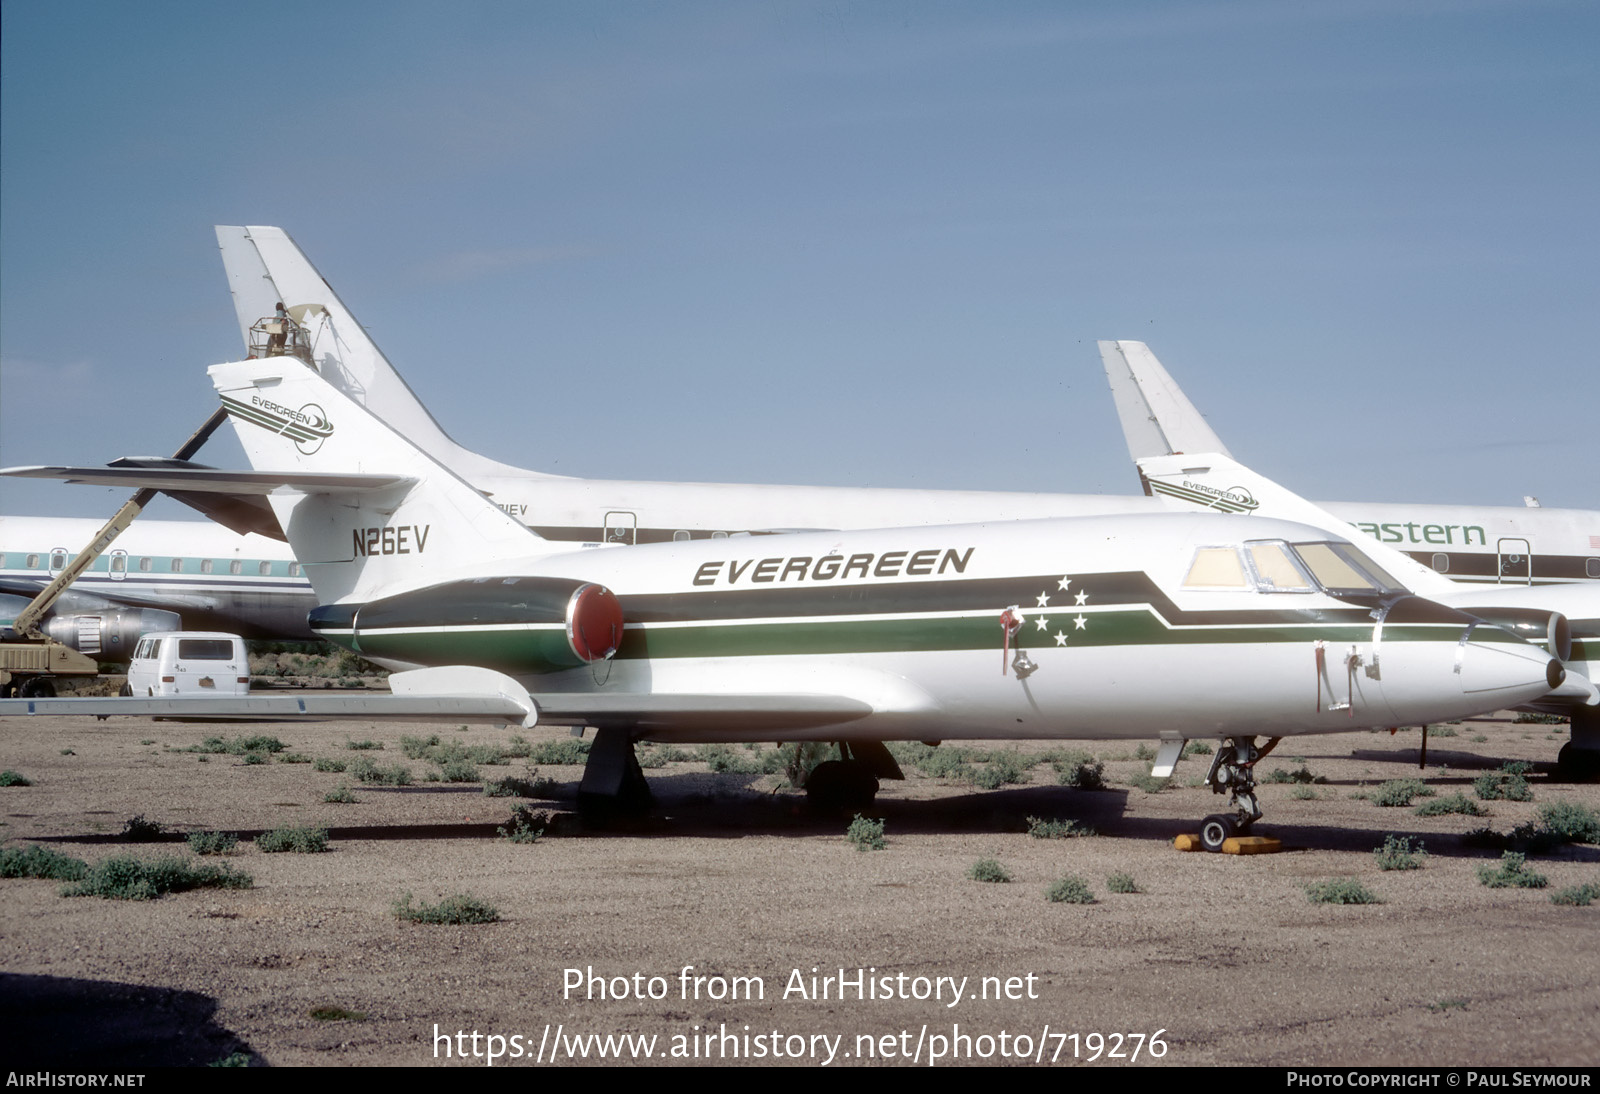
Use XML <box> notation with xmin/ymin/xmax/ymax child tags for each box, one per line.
<box><xmin>4</xmin><ymin>355</ymin><xmax>1563</xmax><ymax>849</ymax></box>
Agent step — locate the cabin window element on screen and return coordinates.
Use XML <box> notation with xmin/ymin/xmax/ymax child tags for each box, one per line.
<box><xmin>259</xmin><ymin>561</ymin><xmax>272</xmax><ymax>576</ymax></box>
<box><xmin>1431</xmin><ymin>553</ymin><xmax>1450</xmax><ymax>573</ymax></box>
<box><xmin>1587</xmin><ymin>558</ymin><xmax>1600</xmax><ymax>579</ymax></box>
<box><xmin>229</xmin><ymin>560</ymin><xmax>243</xmax><ymax>575</ymax></box>
<box><xmin>26</xmin><ymin>554</ymin><xmax>40</xmax><ymax>569</ymax></box>
<box><xmin>711</xmin><ymin>531</ymin><xmax>729</xmax><ymax>540</ymax></box>
<box><xmin>50</xmin><ymin>550</ymin><xmax>68</xmax><ymax>570</ymax></box>
<box><xmin>139</xmin><ymin>557</ymin><xmax>153</xmax><ymax>572</ymax></box>
<box><xmin>673</xmin><ymin>530</ymin><xmax>691</xmax><ymax>542</ymax></box>
<box><xmin>171</xmin><ymin>558</ymin><xmax>184</xmax><ymax>573</ymax></box>
<box><xmin>1246</xmin><ymin>542</ymin><xmax>1313</xmax><ymax>592</ymax></box>
<box><xmin>288</xmin><ymin>562</ymin><xmax>301</xmax><ymax>577</ymax></box>
<box><xmin>110</xmin><ymin>555</ymin><xmax>126</xmax><ymax>573</ymax></box>
<box><xmin>200</xmin><ymin>559</ymin><xmax>214</xmax><ymax>574</ymax></box>
<box><xmin>1183</xmin><ymin>547</ymin><xmax>1250</xmax><ymax>589</ymax></box>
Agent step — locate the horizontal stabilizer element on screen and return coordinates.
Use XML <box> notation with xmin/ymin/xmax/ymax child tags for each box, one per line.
<box><xmin>1</xmin><ymin>465</ymin><xmax>413</xmax><ymax>495</ymax></box>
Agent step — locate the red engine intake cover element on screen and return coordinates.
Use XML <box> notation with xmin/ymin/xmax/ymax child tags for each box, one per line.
<box><xmin>565</xmin><ymin>584</ymin><xmax>624</xmax><ymax>662</ymax></box>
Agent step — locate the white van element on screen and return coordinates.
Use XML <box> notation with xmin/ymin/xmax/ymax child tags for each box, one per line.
<box><xmin>124</xmin><ymin>632</ymin><xmax>251</xmax><ymax>697</ymax></box>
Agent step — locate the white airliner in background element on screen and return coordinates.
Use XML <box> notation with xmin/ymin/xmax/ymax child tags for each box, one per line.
<box><xmin>3</xmin><ymin>226</ymin><xmax>1596</xmax><ymax>659</ymax></box>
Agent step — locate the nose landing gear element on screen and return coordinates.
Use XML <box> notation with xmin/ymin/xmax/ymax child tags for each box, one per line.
<box><xmin>1197</xmin><ymin>736</ymin><xmax>1277</xmax><ymax>852</ymax></box>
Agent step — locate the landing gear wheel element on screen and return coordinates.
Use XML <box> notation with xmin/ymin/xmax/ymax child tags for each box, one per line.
<box><xmin>1557</xmin><ymin>742</ymin><xmax>1600</xmax><ymax>782</ymax></box>
<box><xmin>19</xmin><ymin>677</ymin><xmax>55</xmax><ymax>698</ymax></box>
<box><xmin>1199</xmin><ymin>814</ymin><xmax>1236</xmax><ymax>853</ymax></box>
<box><xmin>805</xmin><ymin>760</ymin><xmax>879</xmax><ymax>811</ymax></box>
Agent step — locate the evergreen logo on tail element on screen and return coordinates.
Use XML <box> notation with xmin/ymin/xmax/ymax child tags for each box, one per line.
<box><xmin>221</xmin><ymin>393</ymin><xmax>334</xmax><ymax>454</ymax></box>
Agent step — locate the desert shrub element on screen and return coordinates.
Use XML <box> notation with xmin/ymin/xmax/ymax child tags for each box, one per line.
<box><xmin>187</xmin><ymin>831</ymin><xmax>238</xmax><ymax>856</ymax></box>
<box><xmin>255</xmin><ymin>826</ymin><xmax>328</xmax><ymax>854</ymax></box>
<box><xmin>345</xmin><ymin>739</ymin><xmax>383</xmax><ymax>751</ymax></box>
<box><xmin>279</xmin><ymin>753</ymin><xmax>311</xmax><ymax>764</ymax></box>
<box><xmin>1045</xmin><ymin>875</ymin><xmax>1095</xmax><ymax>904</ymax></box>
<box><xmin>437</xmin><ymin>759</ymin><xmax>480</xmax><ymax>783</ymax></box>
<box><xmin>0</xmin><ymin>771</ymin><xmax>32</xmax><ymax>787</ymax></box>
<box><xmin>639</xmin><ymin>744</ymin><xmax>695</xmax><ymax>769</ymax></box>
<box><xmin>1127</xmin><ymin>773</ymin><xmax>1168</xmax><ymax>794</ymax></box>
<box><xmin>1477</xmin><ymin>851</ymin><xmax>1548</xmax><ymax>889</ymax></box>
<box><xmin>1414</xmin><ymin>792</ymin><xmax>1486</xmax><ymax>817</ymax></box>
<box><xmin>0</xmin><ymin>845</ymin><xmax>87</xmax><ymax>880</ymax></box>
<box><xmin>62</xmin><ymin>855</ymin><xmax>251</xmax><ymax>900</ymax></box>
<box><xmin>312</xmin><ymin>758</ymin><xmax>347</xmax><ymax>773</ymax></box>
<box><xmin>1027</xmin><ymin>816</ymin><xmax>1094</xmax><ymax>839</ymax></box>
<box><xmin>393</xmin><ymin>892</ymin><xmax>499</xmax><ymax>924</ymax></box>
<box><xmin>309</xmin><ymin>1006</ymin><xmax>366</xmax><ymax>1021</ymax></box>
<box><xmin>1304</xmin><ymin>878</ymin><xmax>1382</xmax><ymax>904</ymax></box>
<box><xmin>1372</xmin><ymin>779</ymin><xmax>1434</xmax><ymax>807</ymax></box>
<box><xmin>846</xmin><ymin>814</ymin><xmax>886</xmax><ymax>851</ymax></box>
<box><xmin>1289</xmin><ymin>785</ymin><xmax>1322</xmax><ymax>800</ymax></box>
<box><xmin>1474</xmin><ymin>763</ymin><xmax>1534</xmax><ymax>802</ymax></box>
<box><xmin>1537</xmin><ymin>802</ymin><xmax>1600</xmax><ymax>844</ymax></box>
<box><xmin>1054</xmin><ymin>759</ymin><xmax>1106</xmax><ymax>790</ymax></box>
<box><xmin>1134</xmin><ymin>743</ymin><xmax>1156</xmax><ymax>761</ymax></box>
<box><xmin>967</xmin><ymin>858</ymin><xmax>1011</xmax><ymax>883</ymax></box>
<box><xmin>120</xmin><ymin>815</ymin><xmax>165</xmax><ymax>841</ymax></box>
<box><xmin>1373</xmin><ymin>835</ymin><xmax>1427</xmax><ymax>871</ymax></box>
<box><xmin>483</xmin><ymin>772</ymin><xmax>555</xmax><ymax>798</ymax></box>
<box><xmin>497</xmin><ymin>805</ymin><xmax>545</xmax><ymax>844</ymax></box>
<box><xmin>697</xmin><ymin>744</ymin><xmax>763</xmax><ymax>775</ymax></box>
<box><xmin>189</xmin><ymin>735</ymin><xmax>286</xmax><ymax>755</ymax></box>
<box><xmin>324</xmin><ymin>785</ymin><xmax>358</xmax><ymax>804</ymax></box>
<box><xmin>1550</xmin><ymin>881</ymin><xmax>1600</xmax><ymax>907</ymax></box>
<box><xmin>1513</xmin><ymin>713</ymin><xmax>1565</xmax><ymax>724</ymax></box>
<box><xmin>349</xmin><ymin>758</ymin><xmax>412</xmax><ymax>786</ymax></box>
<box><xmin>1106</xmin><ymin>872</ymin><xmax>1140</xmax><ymax>894</ymax></box>
<box><xmin>525</xmin><ymin>738</ymin><xmax>590</xmax><ymax>765</ymax></box>
<box><xmin>1265</xmin><ymin>765</ymin><xmax>1326</xmax><ymax>785</ymax></box>
<box><xmin>1184</xmin><ymin>740</ymin><xmax>1213</xmax><ymax>756</ymax></box>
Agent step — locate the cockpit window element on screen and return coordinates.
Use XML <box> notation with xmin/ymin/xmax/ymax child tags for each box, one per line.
<box><xmin>1290</xmin><ymin>541</ymin><xmax>1406</xmax><ymax>595</ymax></box>
<box><xmin>1246</xmin><ymin>542</ymin><xmax>1314</xmax><ymax>592</ymax></box>
<box><xmin>1183</xmin><ymin>547</ymin><xmax>1251</xmax><ymax>589</ymax></box>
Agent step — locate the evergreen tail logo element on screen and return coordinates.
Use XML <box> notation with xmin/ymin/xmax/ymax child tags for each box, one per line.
<box><xmin>222</xmin><ymin>392</ymin><xmax>335</xmax><ymax>454</ymax></box>
<box><xmin>1150</xmin><ymin>478</ymin><xmax>1259</xmax><ymax>513</ymax></box>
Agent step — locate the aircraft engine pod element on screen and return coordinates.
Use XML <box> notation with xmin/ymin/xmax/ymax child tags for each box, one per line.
<box><xmin>1456</xmin><ymin>606</ymin><xmax>1572</xmax><ymax>663</ymax></box>
<box><xmin>308</xmin><ymin>576</ymin><xmax>625</xmax><ymax>674</ymax></box>
<box><xmin>40</xmin><ymin>608</ymin><xmax>183</xmax><ymax>658</ymax></box>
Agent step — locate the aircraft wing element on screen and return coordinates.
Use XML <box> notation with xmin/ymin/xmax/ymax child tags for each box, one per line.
<box><xmin>1</xmin><ymin>465</ymin><xmax>412</xmax><ymax>495</ymax></box>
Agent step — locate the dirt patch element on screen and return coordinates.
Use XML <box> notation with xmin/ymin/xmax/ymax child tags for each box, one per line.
<box><xmin>2</xmin><ymin>714</ymin><xmax>1596</xmax><ymax>1067</ymax></box>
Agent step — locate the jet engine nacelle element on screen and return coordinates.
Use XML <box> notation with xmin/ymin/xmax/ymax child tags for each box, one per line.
<box><xmin>39</xmin><ymin>608</ymin><xmax>183</xmax><ymax>659</ymax></box>
<box><xmin>1458</xmin><ymin>606</ymin><xmax>1572</xmax><ymax>663</ymax></box>
<box><xmin>310</xmin><ymin>576</ymin><xmax>624</xmax><ymax>674</ymax></box>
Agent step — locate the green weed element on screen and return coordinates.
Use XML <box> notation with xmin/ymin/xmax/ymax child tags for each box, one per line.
<box><xmin>967</xmin><ymin>858</ymin><xmax>1011</xmax><ymax>883</ymax></box>
<box><xmin>0</xmin><ymin>771</ymin><xmax>31</xmax><ymax>787</ymax></box>
<box><xmin>345</xmin><ymin>739</ymin><xmax>383</xmax><ymax>751</ymax></box>
<box><xmin>393</xmin><ymin>892</ymin><xmax>500</xmax><ymax>924</ymax></box>
<box><xmin>323</xmin><ymin>785</ymin><xmax>358</xmax><ymax>804</ymax></box>
<box><xmin>846</xmin><ymin>814</ymin><xmax>886</xmax><ymax>851</ymax></box>
<box><xmin>1373</xmin><ymin>835</ymin><xmax>1427</xmax><ymax>871</ymax></box>
<box><xmin>497</xmin><ymin>805</ymin><xmax>545</xmax><ymax>844</ymax></box>
<box><xmin>1045</xmin><ymin>875</ymin><xmax>1095</xmax><ymax>904</ymax></box>
<box><xmin>1054</xmin><ymin>759</ymin><xmax>1106</xmax><ymax>790</ymax></box>
<box><xmin>1414</xmin><ymin>792</ymin><xmax>1487</xmax><ymax>817</ymax></box>
<box><xmin>0</xmin><ymin>845</ymin><xmax>87</xmax><ymax>880</ymax></box>
<box><xmin>1550</xmin><ymin>881</ymin><xmax>1600</xmax><ymax>907</ymax></box>
<box><xmin>312</xmin><ymin>758</ymin><xmax>347</xmax><ymax>773</ymax></box>
<box><xmin>1304</xmin><ymin>878</ymin><xmax>1382</xmax><ymax>904</ymax></box>
<box><xmin>186</xmin><ymin>831</ymin><xmax>238</xmax><ymax>856</ymax></box>
<box><xmin>1106</xmin><ymin>872</ymin><xmax>1140</xmax><ymax>894</ymax></box>
<box><xmin>62</xmin><ymin>855</ymin><xmax>252</xmax><ymax>900</ymax></box>
<box><xmin>1372</xmin><ymin>779</ymin><xmax>1435</xmax><ymax>807</ymax></box>
<box><xmin>120</xmin><ymin>815</ymin><xmax>165</xmax><ymax>841</ymax></box>
<box><xmin>255</xmin><ymin>826</ymin><xmax>328</xmax><ymax>854</ymax></box>
<box><xmin>1477</xmin><ymin>851</ymin><xmax>1548</xmax><ymax>889</ymax></box>
<box><xmin>1027</xmin><ymin>816</ymin><xmax>1094</xmax><ymax>839</ymax></box>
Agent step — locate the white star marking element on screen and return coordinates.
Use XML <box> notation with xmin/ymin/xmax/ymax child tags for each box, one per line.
<box><xmin>1035</xmin><ymin>591</ymin><xmax>1051</xmax><ymax>607</ymax></box>
<box><xmin>1074</xmin><ymin>590</ymin><xmax>1089</xmax><ymax>605</ymax></box>
<box><xmin>1057</xmin><ymin>576</ymin><xmax>1072</xmax><ymax>591</ymax></box>
<box><xmin>1054</xmin><ymin>632</ymin><xmax>1068</xmax><ymax>646</ymax></box>
<box><xmin>1035</xmin><ymin>617</ymin><xmax>1049</xmax><ymax>631</ymax></box>
<box><xmin>1074</xmin><ymin>615</ymin><xmax>1088</xmax><ymax>630</ymax></box>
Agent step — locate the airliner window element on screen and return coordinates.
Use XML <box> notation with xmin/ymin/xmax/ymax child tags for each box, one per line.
<box><xmin>51</xmin><ymin>551</ymin><xmax>67</xmax><ymax>570</ymax></box>
<box><xmin>229</xmin><ymin>560</ymin><xmax>243</xmax><ymax>575</ymax></box>
<box><xmin>1183</xmin><ymin>547</ymin><xmax>1251</xmax><ymax>589</ymax></box>
<box><xmin>26</xmin><ymin>554</ymin><xmax>39</xmax><ymax>569</ymax></box>
<box><xmin>171</xmin><ymin>558</ymin><xmax>183</xmax><ymax>573</ymax></box>
<box><xmin>259</xmin><ymin>561</ymin><xmax>272</xmax><ymax>576</ymax></box>
<box><xmin>201</xmin><ymin>559</ymin><xmax>214</xmax><ymax>574</ymax></box>
<box><xmin>289</xmin><ymin>562</ymin><xmax>301</xmax><ymax>577</ymax></box>
<box><xmin>139</xmin><ymin>557</ymin><xmax>152</xmax><ymax>572</ymax></box>
<box><xmin>1245</xmin><ymin>542</ymin><xmax>1313</xmax><ymax>592</ymax></box>
<box><xmin>110</xmin><ymin>555</ymin><xmax>126</xmax><ymax>573</ymax></box>
<box><xmin>1291</xmin><ymin>542</ymin><xmax>1404</xmax><ymax>595</ymax></box>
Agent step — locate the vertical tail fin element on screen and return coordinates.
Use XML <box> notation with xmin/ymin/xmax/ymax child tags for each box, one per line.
<box><xmin>209</xmin><ymin>356</ymin><xmax>546</xmax><ymax>605</ymax></box>
<box><xmin>214</xmin><ymin>226</ymin><xmax>543</xmax><ymax>481</ymax></box>
<box><xmin>1099</xmin><ymin>340</ymin><xmax>1232</xmax><ymax>462</ymax></box>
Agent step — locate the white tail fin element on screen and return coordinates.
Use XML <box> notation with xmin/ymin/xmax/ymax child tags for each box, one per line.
<box><xmin>214</xmin><ymin>226</ymin><xmax>542</xmax><ymax>481</ymax></box>
<box><xmin>1099</xmin><ymin>340</ymin><xmax>1232</xmax><ymax>461</ymax></box>
<box><xmin>209</xmin><ymin>357</ymin><xmax>547</xmax><ymax>605</ymax></box>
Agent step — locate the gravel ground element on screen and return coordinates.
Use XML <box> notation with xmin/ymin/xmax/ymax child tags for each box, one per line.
<box><xmin>2</xmin><ymin>711</ymin><xmax>1597</xmax><ymax>1068</ymax></box>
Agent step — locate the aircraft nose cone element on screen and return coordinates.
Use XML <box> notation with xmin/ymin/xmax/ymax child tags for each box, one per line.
<box><xmin>1458</xmin><ymin>626</ymin><xmax>1564</xmax><ymax>704</ymax></box>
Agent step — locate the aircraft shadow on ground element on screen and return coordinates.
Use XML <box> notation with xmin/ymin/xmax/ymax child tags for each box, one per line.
<box><xmin>0</xmin><ymin>973</ymin><xmax>261</xmax><ymax>1068</ymax></box>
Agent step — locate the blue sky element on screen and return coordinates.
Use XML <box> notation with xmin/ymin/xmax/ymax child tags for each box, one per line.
<box><xmin>3</xmin><ymin>0</ymin><xmax>1596</xmax><ymax>523</ymax></box>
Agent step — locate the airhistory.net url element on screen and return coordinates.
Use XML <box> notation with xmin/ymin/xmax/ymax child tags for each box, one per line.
<box><xmin>431</xmin><ymin>1023</ymin><xmax>1169</xmax><ymax>1065</ymax></box>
